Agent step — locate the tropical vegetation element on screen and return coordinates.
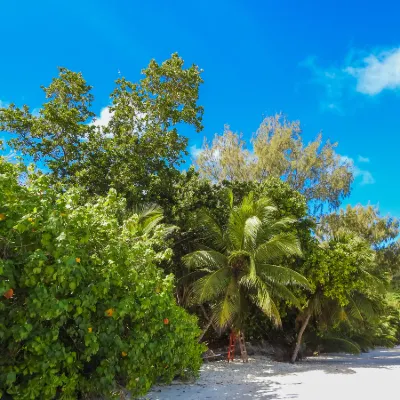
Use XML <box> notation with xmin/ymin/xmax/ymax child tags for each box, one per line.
<box><xmin>1</xmin><ymin>53</ymin><xmax>399</xmax><ymax>398</ymax></box>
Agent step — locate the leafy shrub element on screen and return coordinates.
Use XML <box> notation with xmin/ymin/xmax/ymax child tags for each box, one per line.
<box><xmin>0</xmin><ymin>160</ymin><xmax>204</xmax><ymax>399</ymax></box>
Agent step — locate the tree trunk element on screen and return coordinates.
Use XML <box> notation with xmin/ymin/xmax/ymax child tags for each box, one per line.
<box><xmin>198</xmin><ymin>318</ymin><xmax>213</xmax><ymax>343</ymax></box>
<box><xmin>238</xmin><ymin>330</ymin><xmax>249</xmax><ymax>362</ymax></box>
<box><xmin>200</xmin><ymin>304</ymin><xmax>221</xmax><ymax>336</ymax></box>
<box><xmin>291</xmin><ymin>312</ymin><xmax>311</xmax><ymax>363</ymax></box>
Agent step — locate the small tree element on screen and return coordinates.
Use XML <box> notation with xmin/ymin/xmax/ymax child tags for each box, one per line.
<box><xmin>183</xmin><ymin>192</ymin><xmax>309</xmax><ymax>358</ymax></box>
<box><xmin>0</xmin><ymin>53</ymin><xmax>204</xmax><ymax>206</ymax></box>
<box><xmin>195</xmin><ymin>115</ymin><xmax>353</xmax><ymax>214</ymax></box>
<box><xmin>291</xmin><ymin>233</ymin><xmax>385</xmax><ymax>363</ymax></box>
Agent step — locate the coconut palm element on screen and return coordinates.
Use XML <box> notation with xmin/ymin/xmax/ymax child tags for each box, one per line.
<box><xmin>291</xmin><ymin>289</ymin><xmax>382</xmax><ymax>362</ymax></box>
<box><xmin>183</xmin><ymin>192</ymin><xmax>309</xmax><ymax>357</ymax></box>
<box><xmin>291</xmin><ymin>232</ymin><xmax>385</xmax><ymax>363</ymax></box>
<box><xmin>127</xmin><ymin>203</ymin><xmax>174</xmax><ymax>237</ymax></box>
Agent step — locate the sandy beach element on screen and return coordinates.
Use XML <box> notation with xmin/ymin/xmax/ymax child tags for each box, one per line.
<box><xmin>143</xmin><ymin>347</ymin><xmax>400</xmax><ymax>399</ymax></box>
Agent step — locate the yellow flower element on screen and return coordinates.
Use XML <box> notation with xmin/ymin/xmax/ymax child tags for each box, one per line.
<box><xmin>121</xmin><ymin>351</ymin><xmax>128</xmax><ymax>357</ymax></box>
<box><xmin>105</xmin><ymin>308</ymin><xmax>114</xmax><ymax>317</ymax></box>
<box><xmin>88</xmin><ymin>327</ymin><xmax>93</xmax><ymax>333</ymax></box>
<box><xmin>0</xmin><ymin>213</ymin><xmax>6</xmax><ymax>221</ymax></box>
<box><xmin>28</xmin><ymin>217</ymin><xmax>33</xmax><ymax>222</ymax></box>
<box><xmin>75</xmin><ymin>257</ymin><xmax>81</xmax><ymax>263</ymax></box>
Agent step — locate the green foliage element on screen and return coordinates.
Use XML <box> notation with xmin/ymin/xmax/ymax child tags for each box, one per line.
<box><xmin>305</xmin><ymin>235</ymin><xmax>378</xmax><ymax>306</ymax></box>
<box><xmin>317</xmin><ymin>296</ymin><xmax>398</xmax><ymax>353</ymax></box>
<box><xmin>0</xmin><ymin>159</ymin><xmax>204</xmax><ymax>399</ymax></box>
<box><xmin>224</xmin><ymin>177</ymin><xmax>309</xmax><ymax>220</ymax></box>
<box><xmin>1</xmin><ymin>57</ymin><xmax>399</xmax><ymax>374</ymax></box>
<box><xmin>1</xmin><ymin>68</ymin><xmax>95</xmax><ymax>180</ymax></box>
<box><xmin>195</xmin><ymin>115</ymin><xmax>353</xmax><ymax>214</ymax></box>
<box><xmin>318</xmin><ymin>204</ymin><xmax>399</xmax><ymax>249</ymax></box>
<box><xmin>184</xmin><ymin>192</ymin><xmax>309</xmax><ymax>331</ymax></box>
<box><xmin>81</xmin><ymin>53</ymin><xmax>203</xmax><ymax>206</ymax></box>
<box><xmin>291</xmin><ymin>233</ymin><xmax>389</xmax><ymax>361</ymax></box>
<box><xmin>1</xmin><ymin>53</ymin><xmax>204</xmax><ymax>206</ymax></box>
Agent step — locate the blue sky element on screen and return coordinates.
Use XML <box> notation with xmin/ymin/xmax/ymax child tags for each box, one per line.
<box><xmin>1</xmin><ymin>0</ymin><xmax>400</xmax><ymax>216</ymax></box>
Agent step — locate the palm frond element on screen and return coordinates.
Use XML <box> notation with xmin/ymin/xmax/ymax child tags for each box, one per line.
<box><xmin>188</xmin><ymin>267</ymin><xmax>232</xmax><ymax>304</ymax></box>
<box><xmin>347</xmin><ymin>297</ymin><xmax>364</xmax><ymax>321</ymax></box>
<box><xmin>197</xmin><ymin>210</ymin><xmax>227</xmax><ymax>252</ymax></box>
<box><xmin>331</xmin><ymin>306</ymin><xmax>350</xmax><ymax>324</ymax></box>
<box><xmin>269</xmin><ymin>299</ymin><xmax>282</xmax><ymax>327</ymax></box>
<box><xmin>142</xmin><ymin>216</ymin><xmax>165</xmax><ymax>235</ymax></box>
<box><xmin>307</xmin><ymin>290</ymin><xmax>324</xmax><ymax>316</ymax></box>
<box><xmin>255</xmin><ymin>217</ymin><xmax>298</xmax><ymax>245</ymax></box>
<box><xmin>253</xmin><ymin>196</ymin><xmax>277</xmax><ymax>221</ymax></box>
<box><xmin>137</xmin><ymin>204</ymin><xmax>164</xmax><ymax>230</ymax></box>
<box><xmin>268</xmin><ymin>217</ymin><xmax>298</xmax><ymax>233</ymax></box>
<box><xmin>359</xmin><ymin>269</ymin><xmax>386</xmax><ymax>294</ymax></box>
<box><xmin>245</xmin><ymin>276</ymin><xmax>282</xmax><ymax>326</ymax></box>
<box><xmin>132</xmin><ymin>203</ymin><xmax>164</xmax><ymax>234</ymax></box>
<box><xmin>211</xmin><ymin>278</ymin><xmax>240</xmax><ymax>328</ymax></box>
<box><xmin>251</xmin><ymin>290</ymin><xmax>282</xmax><ymax>327</ymax></box>
<box><xmin>265</xmin><ymin>280</ymin><xmax>302</xmax><ymax>308</ymax></box>
<box><xmin>183</xmin><ymin>250</ymin><xmax>228</xmax><ymax>271</ymax></box>
<box><xmin>255</xmin><ymin>233</ymin><xmax>302</xmax><ymax>263</ymax></box>
<box><xmin>348</xmin><ymin>293</ymin><xmax>378</xmax><ymax>322</ymax></box>
<box><xmin>184</xmin><ymin>191</ymin><xmax>305</xmax><ymax>333</ymax></box>
<box><xmin>227</xmin><ymin>188</ymin><xmax>234</xmax><ymax>209</ymax></box>
<box><xmin>227</xmin><ymin>209</ymin><xmax>246</xmax><ymax>250</ymax></box>
<box><xmin>135</xmin><ymin>203</ymin><xmax>163</xmax><ymax>220</ymax></box>
<box><xmin>321</xmin><ymin>336</ymin><xmax>361</xmax><ymax>354</ymax></box>
<box><xmin>259</xmin><ymin>263</ymin><xmax>310</xmax><ymax>288</ymax></box>
<box><xmin>243</xmin><ymin>216</ymin><xmax>263</xmax><ymax>251</ymax></box>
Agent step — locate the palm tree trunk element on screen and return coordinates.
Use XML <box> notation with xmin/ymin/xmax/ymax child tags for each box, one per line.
<box><xmin>200</xmin><ymin>304</ymin><xmax>221</xmax><ymax>337</ymax></box>
<box><xmin>198</xmin><ymin>318</ymin><xmax>213</xmax><ymax>343</ymax></box>
<box><xmin>291</xmin><ymin>312</ymin><xmax>311</xmax><ymax>363</ymax></box>
<box><xmin>238</xmin><ymin>330</ymin><xmax>249</xmax><ymax>362</ymax></box>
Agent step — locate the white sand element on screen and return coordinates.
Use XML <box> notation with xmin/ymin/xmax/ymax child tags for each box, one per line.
<box><xmin>143</xmin><ymin>347</ymin><xmax>400</xmax><ymax>399</ymax></box>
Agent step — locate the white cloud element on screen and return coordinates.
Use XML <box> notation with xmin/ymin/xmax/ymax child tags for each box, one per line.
<box><xmin>91</xmin><ymin>106</ymin><xmax>113</xmax><ymax>127</ymax></box>
<box><xmin>213</xmin><ymin>149</ymin><xmax>221</xmax><ymax>160</ymax></box>
<box><xmin>358</xmin><ymin>155</ymin><xmax>370</xmax><ymax>163</ymax></box>
<box><xmin>300</xmin><ymin>56</ymin><xmax>352</xmax><ymax>113</ymax></box>
<box><xmin>90</xmin><ymin>106</ymin><xmax>146</xmax><ymax>138</ymax></box>
<box><xmin>190</xmin><ymin>145</ymin><xmax>221</xmax><ymax>160</ymax></box>
<box><xmin>190</xmin><ymin>145</ymin><xmax>203</xmax><ymax>158</ymax></box>
<box><xmin>346</xmin><ymin>48</ymin><xmax>400</xmax><ymax>95</ymax></box>
<box><xmin>302</xmin><ymin>46</ymin><xmax>400</xmax><ymax>112</ymax></box>
<box><xmin>341</xmin><ymin>155</ymin><xmax>375</xmax><ymax>185</ymax></box>
<box><xmin>356</xmin><ymin>169</ymin><xmax>375</xmax><ymax>185</ymax></box>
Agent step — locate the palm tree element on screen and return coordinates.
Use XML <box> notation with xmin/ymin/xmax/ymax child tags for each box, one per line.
<box><xmin>291</xmin><ymin>289</ymin><xmax>382</xmax><ymax>362</ymax></box>
<box><xmin>183</xmin><ymin>192</ymin><xmax>309</xmax><ymax>359</ymax></box>
<box><xmin>291</xmin><ymin>232</ymin><xmax>385</xmax><ymax>363</ymax></box>
<box><xmin>126</xmin><ymin>203</ymin><xmax>175</xmax><ymax>237</ymax></box>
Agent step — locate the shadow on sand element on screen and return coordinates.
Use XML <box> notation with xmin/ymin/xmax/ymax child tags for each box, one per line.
<box><xmin>143</xmin><ymin>347</ymin><xmax>400</xmax><ymax>400</ymax></box>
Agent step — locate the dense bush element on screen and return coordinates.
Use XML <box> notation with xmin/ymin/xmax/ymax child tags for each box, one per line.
<box><xmin>0</xmin><ymin>160</ymin><xmax>204</xmax><ymax>399</ymax></box>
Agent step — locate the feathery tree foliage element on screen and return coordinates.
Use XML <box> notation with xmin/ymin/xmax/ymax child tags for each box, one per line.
<box><xmin>318</xmin><ymin>204</ymin><xmax>399</xmax><ymax>249</ymax></box>
<box><xmin>195</xmin><ymin>115</ymin><xmax>354</xmax><ymax>214</ymax></box>
<box><xmin>318</xmin><ymin>204</ymin><xmax>400</xmax><ymax>281</ymax></box>
<box><xmin>183</xmin><ymin>192</ymin><xmax>309</xmax><ymax>341</ymax></box>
